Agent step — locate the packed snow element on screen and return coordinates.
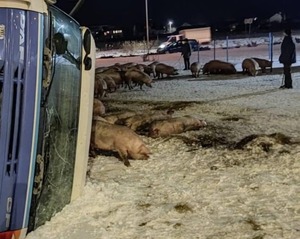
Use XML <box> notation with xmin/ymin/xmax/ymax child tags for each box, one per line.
<box><xmin>26</xmin><ymin>35</ymin><xmax>300</xmax><ymax>239</ymax></box>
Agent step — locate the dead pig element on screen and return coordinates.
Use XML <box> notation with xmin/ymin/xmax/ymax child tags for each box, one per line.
<box><xmin>90</xmin><ymin>120</ymin><xmax>151</xmax><ymax>166</ymax></box>
<box><xmin>103</xmin><ymin>111</ymin><xmax>137</xmax><ymax>124</ymax></box>
<box><xmin>116</xmin><ymin>110</ymin><xmax>174</xmax><ymax>132</ymax></box>
<box><xmin>148</xmin><ymin>115</ymin><xmax>207</xmax><ymax>138</ymax></box>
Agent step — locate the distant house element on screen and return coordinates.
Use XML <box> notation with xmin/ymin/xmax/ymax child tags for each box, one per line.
<box><xmin>89</xmin><ymin>25</ymin><xmax>123</xmax><ymax>42</ymax></box>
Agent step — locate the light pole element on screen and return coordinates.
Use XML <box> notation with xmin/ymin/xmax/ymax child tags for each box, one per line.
<box><xmin>145</xmin><ymin>0</ymin><xmax>150</xmax><ymax>56</ymax></box>
<box><xmin>168</xmin><ymin>21</ymin><xmax>173</xmax><ymax>33</ymax></box>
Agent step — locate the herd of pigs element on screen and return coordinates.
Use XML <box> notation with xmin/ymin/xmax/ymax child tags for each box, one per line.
<box><xmin>90</xmin><ymin>57</ymin><xmax>273</xmax><ymax>166</ymax></box>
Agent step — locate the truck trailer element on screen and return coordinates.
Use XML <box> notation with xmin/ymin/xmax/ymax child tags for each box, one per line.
<box><xmin>179</xmin><ymin>27</ymin><xmax>211</xmax><ymax>44</ymax></box>
<box><xmin>164</xmin><ymin>27</ymin><xmax>211</xmax><ymax>44</ymax></box>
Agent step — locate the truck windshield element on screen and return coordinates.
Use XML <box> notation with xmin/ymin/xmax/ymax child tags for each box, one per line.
<box><xmin>30</xmin><ymin>5</ymin><xmax>82</xmax><ymax>230</ymax></box>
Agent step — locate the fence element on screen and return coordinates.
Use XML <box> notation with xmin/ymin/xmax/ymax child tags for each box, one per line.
<box><xmin>188</xmin><ymin>33</ymin><xmax>281</xmax><ymax>66</ymax></box>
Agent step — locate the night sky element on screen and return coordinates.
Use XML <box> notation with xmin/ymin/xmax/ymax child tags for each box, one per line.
<box><xmin>55</xmin><ymin>0</ymin><xmax>296</xmax><ymax>28</ymax></box>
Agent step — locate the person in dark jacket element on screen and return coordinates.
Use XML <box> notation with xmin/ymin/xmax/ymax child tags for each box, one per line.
<box><xmin>181</xmin><ymin>39</ymin><xmax>191</xmax><ymax>70</ymax></box>
<box><xmin>279</xmin><ymin>28</ymin><xmax>296</xmax><ymax>89</ymax></box>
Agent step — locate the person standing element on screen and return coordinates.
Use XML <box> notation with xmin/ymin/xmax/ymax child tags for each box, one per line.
<box><xmin>181</xmin><ymin>38</ymin><xmax>191</xmax><ymax>70</ymax></box>
<box><xmin>279</xmin><ymin>28</ymin><xmax>296</xmax><ymax>89</ymax></box>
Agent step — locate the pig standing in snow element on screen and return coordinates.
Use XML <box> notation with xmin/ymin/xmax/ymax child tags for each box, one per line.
<box><xmin>155</xmin><ymin>63</ymin><xmax>179</xmax><ymax>79</ymax></box>
<box><xmin>124</xmin><ymin>69</ymin><xmax>153</xmax><ymax>90</ymax></box>
<box><xmin>94</xmin><ymin>75</ymin><xmax>107</xmax><ymax>98</ymax></box>
<box><xmin>242</xmin><ymin>58</ymin><xmax>260</xmax><ymax>76</ymax></box>
<box><xmin>148</xmin><ymin>115</ymin><xmax>207</xmax><ymax>138</ymax></box>
<box><xmin>90</xmin><ymin>120</ymin><xmax>151</xmax><ymax>166</ymax></box>
<box><xmin>138</xmin><ymin>63</ymin><xmax>155</xmax><ymax>77</ymax></box>
<box><xmin>190</xmin><ymin>62</ymin><xmax>201</xmax><ymax>77</ymax></box>
<box><xmin>102</xmin><ymin>75</ymin><xmax>117</xmax><ymax>92</ymax></box>
<box><xmin>148</xmin><ymin>61</ymin><xmax>160</xmax><ymax>78</ymax></box>
<box><xmin>252</xmin><ymin>57</ymin><xmax>273</xmax><ymax>73</ymax></box>
<box><xmin>98</xmin><ymin>68</ymin><xmax>125</xmax><ymax>88</ymax></box>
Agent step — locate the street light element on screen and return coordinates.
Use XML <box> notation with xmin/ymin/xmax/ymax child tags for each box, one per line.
<box><xmin>168</xmin><ymin>21</ymin><xmax>173</xmax><ymax>33</ymax></box>
<box><xmin>145</xmin><ymin>0</ymin><xmax>150</xmax><ymax>56</ymax></box>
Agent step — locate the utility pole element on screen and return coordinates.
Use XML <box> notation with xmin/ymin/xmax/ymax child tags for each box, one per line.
<box><xmin>145</xmin><ymin>0</ymin><xmax>150</xmax><ymax>56</ymax></box>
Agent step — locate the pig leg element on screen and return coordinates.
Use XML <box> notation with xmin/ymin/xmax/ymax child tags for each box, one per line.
<box><xmin>139</xmin><ymin>83</ymin><xmax>144</xmax><ymax>90</ymax></box>
<box><xmin>118</xmin><ymin>150</ymin><xmax>131</xmax><ymax>167</ymax></box>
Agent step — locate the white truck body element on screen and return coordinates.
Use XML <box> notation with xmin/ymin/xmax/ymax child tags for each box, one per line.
<box><xmin>165</xmin><ymin>27</ymin><xmax>211</xmax><ymax>44</ymax></box>
<box><xmin>179</xmin><ymin>27</ymin><xmax>211</xmax><ymax>44</ymax></box>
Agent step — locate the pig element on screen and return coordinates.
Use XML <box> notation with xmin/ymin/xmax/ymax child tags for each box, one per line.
<box><xmin>252</xmin><ymin>57</ymin><xmax>273</xmax><ymax>73</ymax></box>
<box><xmin>242</xmin><ymin>58</ymin><xmax>259</xmax><ymax>76</ymax></box>
<box><xmin>98</xmin><ymin>68</ymin><xmax>125</xmax><ymax>87</ymax></box>
<box><xmin>138</xmin><ymin>63</ymin><xmax>155</xmax><ymax>77</ymax></box>
<box><xmin>123</xmin><ymin>69</ymin><xmax>153</xmax><ymax>90</ymax></box>
<box><xmin>116</xmin><ymin>110</ymin><xmax>174</xmax><ymax>132</ymax></box>
<box><xmin>190</xmin><ymin>62</ymin><xmax>201</xmax><ymax>77</ymax></box>
<box><xmin>95</xmin><ymin>66</ymin><xmax>109</xmax><ymax>73</ymax></box>
<box><xmin>94</xmin><ymin>75</ymin><xmax>107</xmax><ymax>98</ymax></box>
<box><xmin>148</xmin><ymin>115</ymin><xmax>207</xmax><ymax>138</ymax></box>
<box><xmin>103</xmin><ymin>111</ymin><xmax>137</xmax><ymax>124</ymax></box>
<box><xmin>102</xmin><ymin>75</ymin><xmax>117</xmax><ymax>92</ymax></box>
<box><xmin>155</xmin><ymin>63</ymin><xmax>179</xmax><ymax>79</ymax></box>
<box><xmin>148</xmin><ymin>61</ymin><xmax>160</xmax><ymax>78</ymax></box>
<box><xmin>119</xmin><ymin>62</ymin><xmax>138</xmax><ymax>71</ymax></box>
<box><xmin>90</xmin><ymin>120</ymin><xmax>151</xmax><ymax>166</ymax></box>
<box><xmin>202</xmin><ymin>60</ymin><xmax>237</xmax><ymax>75</ymax></box>
<box><xmin>93</xmin><ymin>98</ymin><xmax>106</xmax><ymax>117</ymax></box>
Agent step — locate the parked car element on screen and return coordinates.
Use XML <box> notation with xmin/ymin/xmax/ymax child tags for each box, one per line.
<box><xmin>157</xmin><ymin>39</ymin><xmax>209</xmax><ymax>54</ymax></box>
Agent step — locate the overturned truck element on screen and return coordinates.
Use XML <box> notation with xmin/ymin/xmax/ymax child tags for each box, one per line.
<box><xmin>0</xmin><ymin>0</ymin><xmax>95</xmax><ymax>238</ymax></box>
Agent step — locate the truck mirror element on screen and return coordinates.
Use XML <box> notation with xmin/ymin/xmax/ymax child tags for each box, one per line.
<box><xmin>83</xmin><ymin>30</ymin><xmax>91</xmax><ymax>55</ymax></box>
<box><xmin>83</xmin><ymin>29</ymin><xmax>92</xmax><ymax>70</ymax></box>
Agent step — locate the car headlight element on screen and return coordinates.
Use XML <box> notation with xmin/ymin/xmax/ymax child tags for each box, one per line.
<box><xmin>158</xmin><ymin>43</ymin><xmax>166</xmax><ymax>49</ymax></box>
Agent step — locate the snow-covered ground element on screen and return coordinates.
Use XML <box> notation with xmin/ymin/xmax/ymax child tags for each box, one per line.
<box><xmin>26</xmin><ymin>37</ymin><xmax>300</xmax><ymax>239</ymax></box>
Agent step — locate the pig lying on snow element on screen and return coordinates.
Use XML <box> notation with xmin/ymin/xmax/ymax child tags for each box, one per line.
<box><xmin>103</xmin><ymin>111</ymin><xmax>137</xmax><ymax>124</ymax></box>
<box><xmin>90</xmin><ymin>120</ymin><xmax>151</xmax><ymax>166</ymax></box>
<box><xmin>148</xmin><ymin>116</ymin><xmax>207</xmax><ymax>138</ymax></box>
<box><xmin>116</xmin><ymin>110</ymin><xmax>174</xmax><ymax>132</ymax></box>
<box><xmin>202</xmin><ymin>60</ymin><xmax>236</xmax><ymax>75</ymax></box>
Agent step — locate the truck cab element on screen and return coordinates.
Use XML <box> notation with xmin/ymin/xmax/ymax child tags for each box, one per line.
<box><xmin>0</xmin><ymin>1</ymin><xmax>95</xmax><ymax>238</ymax></box>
